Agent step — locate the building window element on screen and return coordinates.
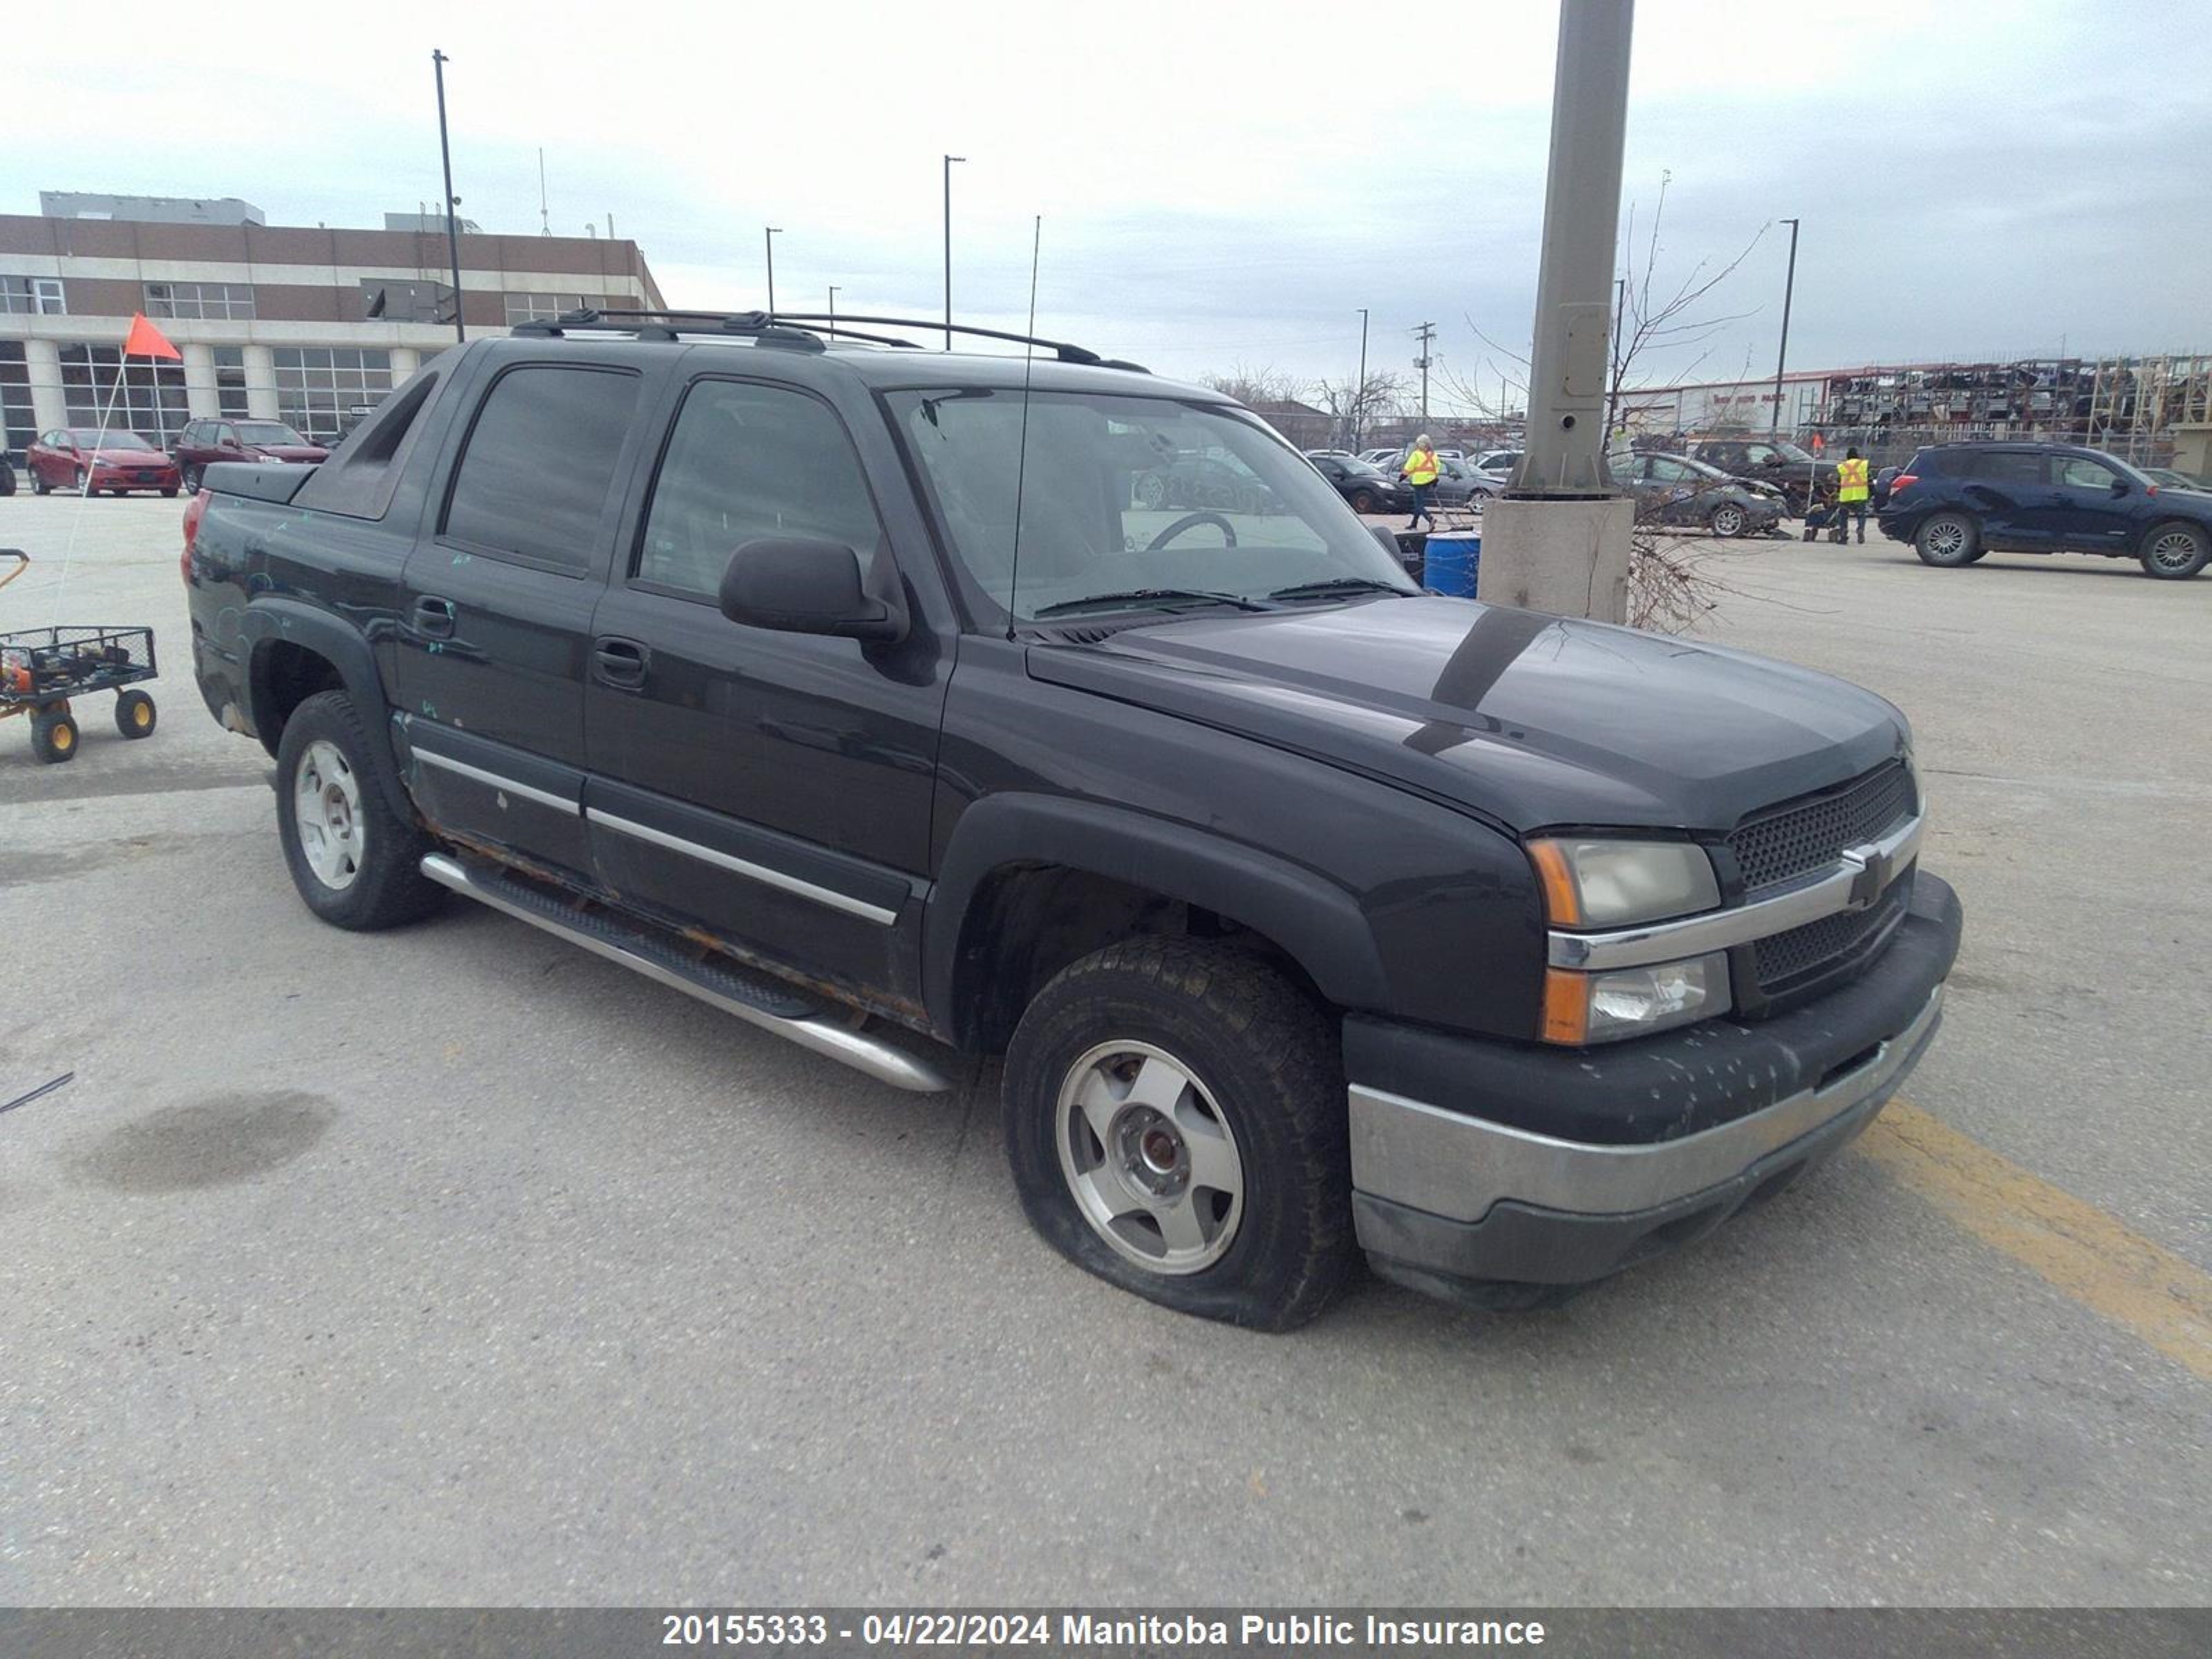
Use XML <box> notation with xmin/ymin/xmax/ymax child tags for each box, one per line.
<box><xmin>212</xmin><ymin>346</ymin><xmax>251</xmax><ymax>418</ymax></box>
<box><xmin>1</xmin><ymin>276</ymin><xmax>67</xmax><ymax>315</ymax></box>
<box><xmin>58</xmin><ymin>345</ymin><xmax>190</xmax><ymax>448</ymax></box>
<box><xmin>145</xmin><ymin>281</ymin><xmax>256</xmax><ymax>321</ymax></box>
<box><xmin>503</xmin><ymin>292</ymin><xmax>596</xmax><ymax>326</ymax></box>
<box><xmin>272</xmin><ymin>346</ymin><xmax>395</xmax><ymax>443</ymax></box>
<box><xmin>0</xmin><ymin>341</ymin><xmax>35</xmax><ymax>462</ymax></box>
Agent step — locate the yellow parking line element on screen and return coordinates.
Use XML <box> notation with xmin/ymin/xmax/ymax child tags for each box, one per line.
<box><xmin>1857</xmin><ymin>1099</ymin><xmax>2212</xmax><ymax>1382</ymax></box>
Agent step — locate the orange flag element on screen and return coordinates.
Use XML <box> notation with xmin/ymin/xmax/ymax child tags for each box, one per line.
<box><xmin>122</xmin><ymin>312</ymin><xmax>181</xmax><ymax>361</ymax></box>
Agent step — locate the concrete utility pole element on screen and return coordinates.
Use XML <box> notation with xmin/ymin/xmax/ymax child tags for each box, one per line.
<box><xmin>1480</xmin><ymin>0</ymin><xmax>1637</xmax><ymax>622</ymax></box>
<box><xmin>1414</xmin><ymin>322</ymin><xmax>1436</xmax><ymax>423</ymax></box>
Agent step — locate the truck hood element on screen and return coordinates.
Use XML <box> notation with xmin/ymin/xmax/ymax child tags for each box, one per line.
<box><xmin>1027</xmin><ymin>597</ymin><xmax>1909</xmax><ymax>834</ymax></box>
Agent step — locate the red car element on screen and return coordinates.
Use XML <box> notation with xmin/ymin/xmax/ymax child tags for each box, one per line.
<box><xmin>171</xmin><ymin>419</ymin><xmax>330</xmax><ymax>491</ymax></box>
<box><xmin>27</xmin><ymin>429</ymin><xmax>182</xmax><ymax>498</ymax></box>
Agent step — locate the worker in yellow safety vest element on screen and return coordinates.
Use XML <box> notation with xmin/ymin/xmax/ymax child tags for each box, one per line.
<box><xmin>1400</xmin><ymin>433</ymin><xmax>1441</xmax><ymax>531</ymax></box>
<box><xmin>1833</xmin><ymin>447</ymin><xmax>1871</xmax><ymax>544</ymax></box>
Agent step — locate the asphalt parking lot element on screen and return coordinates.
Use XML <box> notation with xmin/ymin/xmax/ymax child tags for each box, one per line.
<box><xmin>2</xmin><ymin>494</ymin><xmax>2207</xmax><ymax>1606</ymax></box>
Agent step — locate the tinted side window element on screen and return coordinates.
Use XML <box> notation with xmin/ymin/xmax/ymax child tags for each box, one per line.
<box><xmin>1964</xmin><ymin>451</ymin><xmax>2047</xmax><ymax>485</ymax></box>
<box><xmin>2056</xmin><ymin>456</ymin><xmax>2119</xmax><ymax>491</ymax></box>
<box><xmin>636</xmin><ymin>379</ymin><xmax>884</xmax><ymax>599</ymax></box>
<box><xmin>444</xmin><ymin>365</ymin><xmax>639</xmax><ymax>571</ymax></box>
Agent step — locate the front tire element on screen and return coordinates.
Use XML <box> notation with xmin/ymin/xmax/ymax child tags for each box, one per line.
<box><xmin>182</xmin><ymin>464</ymin><xmax>204</xmax><ymax>492</ymax></box>
<box><xmin>32</xmin><ymin>469</ymin><xmax>51</xmax><ymax>495</ymax></box>
<box><xmin>274</xmin><ymin>690</ymin><xmax>444</xmax><ymax>930</ymax></box>
<box><xmin>1707</xmin><ymin>502</ymin><xmax>1747</xmax><ymax>538</ymax></box>
<box><xmin>31</xmin><ymin>709</ymin><xmax>79</xmax><ymax>763</ymax></box>
<box><xmin>2139</xmin><ymin>520</ymin><xmax>2209</xmax><ymax>580</ymax></box>
<box><xmin>1349</xmin><ymin>489</ymin><xmax>1378</xmax><ymax>514</ymax></box>
<box><xmin>1914</xmin><ymin>512</ymin><xmax>1980</xmax><ymax>567</ymax></box>
<box><xmin>1002</xmin><ymin>937</ymin><xmax>1356</xmax><ymax>1331</ymax></box>
<box><xmin>115</xmin><ymin>688</ymin><xmax>157</xmax><ymax>738</ymax></box>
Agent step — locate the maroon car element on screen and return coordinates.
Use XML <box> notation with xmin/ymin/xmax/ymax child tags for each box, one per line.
<box><xmin>27</xmin><ymin>429</ymin><xmax>182</xmax><ymax>497</ymax></box>
<box><xmin>171</xmin><ymin>419</ymin><xmax>330</xmax><ymax>491</ymax></box>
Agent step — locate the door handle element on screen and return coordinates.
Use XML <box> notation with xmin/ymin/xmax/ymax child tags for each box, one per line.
<box><xmin>592</xmin><ymin>636</ymin><xmax>649</xmax><ymax>688</ymax></box>
<box><xmin>413</xmin><ymin>596</ymin><xmax>456</xmax><ymax>639</ymax></box>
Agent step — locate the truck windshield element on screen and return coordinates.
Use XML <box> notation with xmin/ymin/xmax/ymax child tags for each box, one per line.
<box><xmin>885</xmin><ymin>388</ymin><xmax>1418</xmax><ymax>622</ymax></box>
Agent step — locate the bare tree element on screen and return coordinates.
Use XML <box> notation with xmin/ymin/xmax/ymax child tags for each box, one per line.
<box><xmin>1604</xmin><ymin>171</ymin><xmax>1768</xmax><ymax>439</ymax></box>
<box><xmin>1201</xmin><ymin>364</ymin><xmax>1302</xmax><ymax>408</ymax></box>
<box><xmin>1309</xmin><ymin>368</ymin><xmax>1409</xmax><ymax>450</ymax></box>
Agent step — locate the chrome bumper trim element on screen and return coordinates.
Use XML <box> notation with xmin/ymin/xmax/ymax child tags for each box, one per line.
<box><xmin>1549</xmin><ymin>812</ymin><xmax>1924</xmax><ymax>971</ymax></box>
<box><xmin>1347</xmin><ymin>984</ymin><xmax>1943</xmax><ymax>1224</ymax></box>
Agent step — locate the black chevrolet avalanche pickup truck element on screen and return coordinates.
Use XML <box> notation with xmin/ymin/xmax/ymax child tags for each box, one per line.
<box><xmin>183</xmin><ymin>311</ymin><xmax>1960</xmax><ymax>1329</ymax></box>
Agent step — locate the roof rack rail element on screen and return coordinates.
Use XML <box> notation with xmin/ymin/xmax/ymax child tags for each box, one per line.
<box><xmin>766</xmin><ymin>312</ymin><xmax>1147</xmax><ymax>373</ymax></box>
<box><xmin>508</xmin><ymin>307</ymin><xmax>1147</xmax><ymax>373</ymax></box>
<box><xmin>512</xmin><ymin>308</ymin><xmax>836</xmax><ymax>352</ymax></box>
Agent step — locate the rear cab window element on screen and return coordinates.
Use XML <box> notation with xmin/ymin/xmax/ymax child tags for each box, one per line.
<box><xmin>440</xmin><ymin>364</ymin><xmax>641</xmax><ymax>572</ymax></box>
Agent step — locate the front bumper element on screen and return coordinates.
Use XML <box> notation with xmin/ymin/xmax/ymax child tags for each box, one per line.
<box><xmin>1346</xmin><ymin>872</ymin><xmax>1961</xmax><ymax>1305</ymax></box>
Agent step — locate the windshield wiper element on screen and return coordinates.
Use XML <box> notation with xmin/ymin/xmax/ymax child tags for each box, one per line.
<box><xmin>1266</xmin><ymin>577</ymin><xmax>1412</xmax><ymax>601</ymax></box>
<box><xmin>1033</xmin><ymin>587</ymin><xmax>1270</xmax><ymax>618</ymax></box>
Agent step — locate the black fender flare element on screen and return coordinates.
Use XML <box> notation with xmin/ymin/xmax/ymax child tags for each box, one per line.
<box><xmin>924</xmin><ymin>794</ymin><xmax>1392</xmax><ymax>1043</ymax></box>
<box><xmin>239</xmin><ymin>599</ymin><xmax>413</xmax><ymax>822</ymax></box>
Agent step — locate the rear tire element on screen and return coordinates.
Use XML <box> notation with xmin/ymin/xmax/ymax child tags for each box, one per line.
<box><xmin>1002</xmin><ymin>937</ymin><xmax>1357</xmax><ymax>1331</ymax></box>
<box><xmin>2139</xmin><ymin>520</ymin><xmax>2209</xmax><ymax>580</ymax></box>
<box><xmin>274</xmin><ymin>690</ymin><xmax>445</xmax><ymax>930</ymax></box>
<box><xmin>115</xmin><ymin>688</ymin><xmax>157</xmax><ymax>738</ymax></box>
<box><xmin>31</xmin><ymin>709</ymin><xmax>79</xmax><ymax>764</ymax></box>
<box><xmin>1914</xmin><ymin>512</ymin><xmax>1980</xmax><ymax>567</ymax></box>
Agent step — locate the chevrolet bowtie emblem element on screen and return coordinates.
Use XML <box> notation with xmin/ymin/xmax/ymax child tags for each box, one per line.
<box><xmin>1840</xmin><ymin>842</ymin><xmax>1893</xmax><ymax>910</ymax></box>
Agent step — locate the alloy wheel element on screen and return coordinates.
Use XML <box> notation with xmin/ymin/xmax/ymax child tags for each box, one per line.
<box><xmin>1054</xmin><ymin>1040</ymin><xmax>1244</xmax><ymax>1275</ymax></box>
<box><xmin>2147</xmin><ymin>527</ymin><xmax>2204</xmax><ymax>574</ymax></box>
<box><xmin>293</xmin><ymin>739</ymin><xmax>365</xmax><ymax>890</ymax></box>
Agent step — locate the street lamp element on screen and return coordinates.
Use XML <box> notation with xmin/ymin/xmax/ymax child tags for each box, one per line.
<box><xmin>827</xmin><ymin>284</ymin><xmax>840</xmax><ymax>337</ymax></box>
<box><xmin>943</xmin><ymin>155</ymin><xmax>966</xmax><ymax>350</ymax></box>
<box><xmin>1771</xmin><ymin>217</ymin><xmax>1800</xmax><ymax>437</ymax></box>
<box><xmin>1356</xmin><ymin>308</ymin><xmax>1369</xmax><ymax>451</ymax></box>
<box><xmin>765</xmin><ymin>226</ymin><xmax>782</xmax><ymax>315</ymax></box>
<box><xmin>431</xmin><ymin>48</ymin><xmax>465</xmax><ymax>343</ymax></box>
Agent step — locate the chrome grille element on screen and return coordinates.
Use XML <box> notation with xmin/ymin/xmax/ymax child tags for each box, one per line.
<box><xmin>1729</xmin><ymin>761</ymin><xmax>1913</xmax><ymax>894</ymax></box>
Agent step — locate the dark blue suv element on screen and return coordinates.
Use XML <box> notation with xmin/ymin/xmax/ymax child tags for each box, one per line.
<box><xmin>1877</xmin><ymin>441</ymin><xmax>2211</xmax><ymax>580</ymax></box>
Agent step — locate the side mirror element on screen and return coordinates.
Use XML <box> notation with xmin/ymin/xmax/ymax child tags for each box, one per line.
<box><xmin>719</xmin><ymin>537</ymin><xmax>908</xmax><ymax>643</ymax></box>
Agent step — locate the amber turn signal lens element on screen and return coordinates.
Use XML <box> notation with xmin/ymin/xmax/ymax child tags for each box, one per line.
<box><xmin>1528</xmin><ymin>841</ymin><xmax>1582</xmax><ymax>926</ymax></box>
<box><xmin>1542</xmin><ymin>968</ymin><xmax>1590</xmax><ymax>1045</ymax></box>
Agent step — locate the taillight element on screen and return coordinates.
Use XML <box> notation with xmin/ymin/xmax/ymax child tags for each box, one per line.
<box><xmin>1889</xmin><ymin>472</ymin><xmax>1918</xmax><ymax>497</ymax></box>
<box><xmin>180</xmin><ymin>488</ymin><xmax>209</xmax><ymax>584</ymax></box>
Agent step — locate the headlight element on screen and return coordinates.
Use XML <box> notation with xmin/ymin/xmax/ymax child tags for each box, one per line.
<box><xmin>1527</xmin><ymin>838</ymin><xmax>1721</xmax><ymax>928</ymax></box>
<box><xmin>1544</xmin><ymin>952</ymin><xmax>1731</xmax><ymax>1044</ymax></box>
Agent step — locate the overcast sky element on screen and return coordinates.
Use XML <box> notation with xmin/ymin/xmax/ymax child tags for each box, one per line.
<box><xmin>12</xmin><ymin>0</ymin><xmax>2208</xmax><ymax>412</ymax></box>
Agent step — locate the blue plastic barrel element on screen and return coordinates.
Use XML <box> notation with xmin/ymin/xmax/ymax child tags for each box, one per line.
<box><xmin>1422</xmin><ymin>532</ymin><xmax>1481</xmax><ymax>597</ymax></box>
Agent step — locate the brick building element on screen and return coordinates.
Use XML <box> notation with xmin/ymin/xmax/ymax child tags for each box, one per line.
<box><xmin>1</xmin><ymin>191</ymin><xmax>664</xmax><ymax>459</ymax></box>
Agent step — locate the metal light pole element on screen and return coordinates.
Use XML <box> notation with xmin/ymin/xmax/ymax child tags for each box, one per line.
<box><xmin>827</xmin><ymin>284</ymin><xmax>840</xmax><ymax>337</ymax></box>
<box><xmin>1413</xmin><ymin>321</ymin><xmax>1436</xmax><ymax>423</ymax></box>
<box><xmin>1770</xmin><ymin>216</ymin><xmax>1800</xmax><ymax>437</ymax></box>
<box><xmin>1356</xmin><ymin>308</ymin><xmax>1369</xmax><ymax>450</ymax></box>
<box><xmin>431</xmin><ymin>48</ymin><xmax>465</xmax><ymax>343</ymax></box>
<box><xmin>943</xmin><ymin>155</ymin><xmax>966</xmax><ymax>350</ymax></box>
<box><xmin>764</xmin><ymin>227</ymin><xmax>782</xmax><ymax>315</ymax></box>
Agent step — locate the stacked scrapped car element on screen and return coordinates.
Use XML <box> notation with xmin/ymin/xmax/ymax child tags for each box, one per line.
<box><xmin>182</xmin><ymin>308</ymin><xmax>1960</xmax><ymax>1329</ymax></box>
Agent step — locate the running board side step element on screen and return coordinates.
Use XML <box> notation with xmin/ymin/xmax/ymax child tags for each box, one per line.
<box><xmin>420</xmin><ymin>852</ymin><xmax>952</xmax><ymax>1094</ymax></box>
